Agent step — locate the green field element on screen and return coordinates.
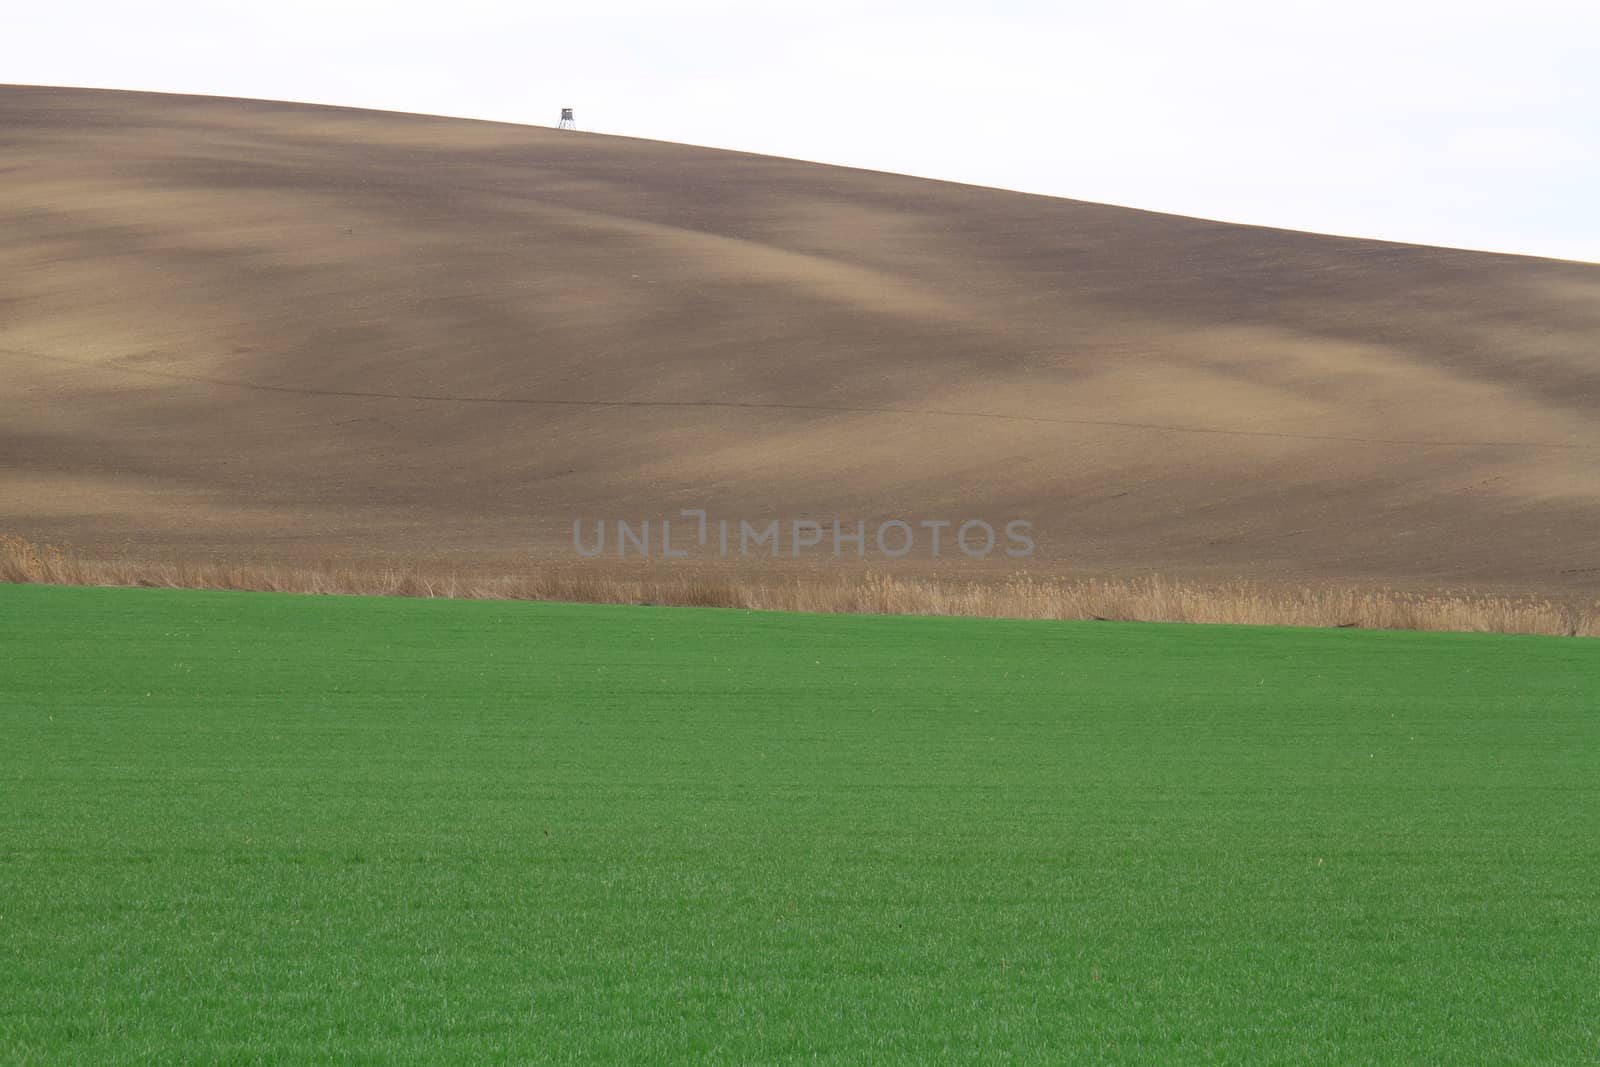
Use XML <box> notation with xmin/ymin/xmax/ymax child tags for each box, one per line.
<box><xmin>2</xmin><ymin>584</ymin><xmax>1596</xmax><ymax>1063</ymax></box>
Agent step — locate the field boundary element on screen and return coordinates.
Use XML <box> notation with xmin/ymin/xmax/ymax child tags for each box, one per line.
<box><xmin>3</xmin><ymin>535</ymin><xmax>1595</xmax><ymax>636</ymax></box>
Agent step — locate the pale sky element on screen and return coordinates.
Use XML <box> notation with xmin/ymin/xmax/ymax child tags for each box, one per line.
<box><xmin>8</xmin><ymin>0</ymin><xmax>1598</xmax><ymax>263</ymax></box>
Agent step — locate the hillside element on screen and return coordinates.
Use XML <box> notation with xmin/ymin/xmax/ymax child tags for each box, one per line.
<box><xmin>3</xmin><ymin>85</ymin><xmax>1598</xmax><ymax>590</ymax></box>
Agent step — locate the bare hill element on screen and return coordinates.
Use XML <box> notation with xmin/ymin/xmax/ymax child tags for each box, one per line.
<box><xmin>3</xmin><ymin>85</ymin><xmax>1598</xmax><ymax>591</ymax></box>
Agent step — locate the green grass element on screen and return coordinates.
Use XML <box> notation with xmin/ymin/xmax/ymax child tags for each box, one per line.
<box><xmin>1</xmin><ymin>584</ymin><xmax>1596</xmax><ymax>1064</ymax></box>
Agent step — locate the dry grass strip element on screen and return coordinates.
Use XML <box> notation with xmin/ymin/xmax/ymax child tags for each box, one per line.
<box><xmin>4</xmin><ymin>535</ymin><xmax>1594</xmax><ymax>636</ymax></box>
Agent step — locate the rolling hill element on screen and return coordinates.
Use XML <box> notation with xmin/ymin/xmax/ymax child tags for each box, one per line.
<box><xmin>3</xmin><ymin>84</ymin><xmax>1598</xmax><ymax>591</ymax></box>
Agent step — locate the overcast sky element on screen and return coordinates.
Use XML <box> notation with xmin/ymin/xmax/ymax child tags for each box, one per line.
<box><xmin>8</xmin><ymin>0</ymin><xmax>1597</xmax><ymax>263</ymax></box>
